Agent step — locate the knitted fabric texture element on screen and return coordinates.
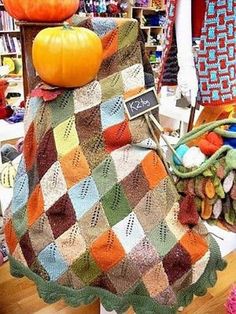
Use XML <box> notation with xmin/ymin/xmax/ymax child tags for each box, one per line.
<box><xmin>4</xmin><ymin>18</ymin><xmax>226</xmax><ymax>314</ymax></box>
<box><xmin>159</xmin><ymin>0</ymin><xmax>236</xmax><ymax>107</ymax></box>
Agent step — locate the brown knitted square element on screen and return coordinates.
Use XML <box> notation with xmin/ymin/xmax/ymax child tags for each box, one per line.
<box><xmin>143</xmin><ymin>262</ymin><xmax>170</xmax><ymax>297</ymax></box>
<box><xmin>78</xmin><ymin>203</ymin><xmax>110</xmax><ymax>245</ymax></box>
<box><xmin>29</xmin><ymin>214</ymin><xmax>54</xmax><ymax>255</ymax></box>
<box><xmin>46</xmin><ymin>193</ymin><xmax>76</xmax><ymax>240</ymax></box>
<box><xmin>107</xmin><ymin>257</ymin><xmax>141</xmax><ymax>294</ymax></box>
<box><xmin>121</xmin><ymin>165</ymin><xmax>150</xmax><ymax>208</ymax></box>
<box><xmin>128</xmin><ymin>237</ymin><xmax>160</xmax><ymax>275</ymax></box>
<box><xmin>162</xmin><ymin>243</ymin><xmax>192</xmax><ymax>285</ymax></box>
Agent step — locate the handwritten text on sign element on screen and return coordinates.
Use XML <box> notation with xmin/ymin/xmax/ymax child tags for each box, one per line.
<box><xmin>124</xmin><ymin>88</ymin><xmax>159</xmax><ymax>120</ymax></box>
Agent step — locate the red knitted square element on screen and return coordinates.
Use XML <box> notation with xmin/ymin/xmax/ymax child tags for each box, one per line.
<box><xmin>103</xmin><ymin>120</ymin><xmax>132</xmax><ymax>153</ymax></box>
<box><xmin>102</xmin><ymin>29</ymin><xmax>118</xmax><ymax>60</ymax></box>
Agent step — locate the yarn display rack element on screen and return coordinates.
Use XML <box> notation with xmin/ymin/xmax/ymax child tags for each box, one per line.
<box><xmin>79</xmin><ymin>0</ymin><xmax>129</xmax><ymax>16</ymax></box>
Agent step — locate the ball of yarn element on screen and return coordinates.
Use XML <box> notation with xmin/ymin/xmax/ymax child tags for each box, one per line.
<box><xmin>182</xmin><ymin>147</ymin><xmax>206</xmax><ymax>169</ymax></box>
<box><xmin>225</xmin><ymin>285</ymin><xmax>236</xmax><ymax>314</ymax></box>
<box><xmin>199</xmin><ymin>132</ymin><xmax>223</xmax><ymax>156</ymax></box>
<box><xmin>173</xmin><ymin>144</ymin><xmax>189</xmax><ymax>166</ymax></box>
<box><xmin>224</xmin><ymin>125</ymin><xmax>236</xmax><ymax>148</ymax></box>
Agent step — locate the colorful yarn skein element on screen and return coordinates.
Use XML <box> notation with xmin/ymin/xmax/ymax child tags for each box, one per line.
<box><xmin>199</xmin><ymin>132</ymin><xmax>223</xmax><ymax>156</ymax></box>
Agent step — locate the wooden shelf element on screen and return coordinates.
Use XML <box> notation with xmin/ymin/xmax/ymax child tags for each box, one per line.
<box><xmin>132</xmin><ymin>6</ymin><xmax>165</xmax><ymax>11</ymax></box>
<box><xmin>0</xmin><ymin>30</ymin><xmax>20</xmax><ymax>34</ymax></box>
<box><xmin>150</xmin><ymin>60</ymin><xmax>161</xmax><ymax>64</ymax></box>
<box><xmin>0</xmin><ymin>52</ymin><xmax>21</xmax><ymax>56</ymax></box>
<box><xmin>141</xmin><ymin>26</ymin><xmax>163</xmax><ymax>30</ymax></box>
<box><xmin>145</xmin><ymin>44</ymin><xmax>160</xmax><ymax>48</ymax></box>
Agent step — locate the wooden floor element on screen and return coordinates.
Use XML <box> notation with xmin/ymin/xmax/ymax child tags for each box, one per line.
<box><xmin>0</xmin><ymin>251</ymin><xmax>235</xmax><ymax>314</ymax></box>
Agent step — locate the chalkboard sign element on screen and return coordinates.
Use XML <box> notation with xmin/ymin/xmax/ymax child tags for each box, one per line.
<box><xmin>124</xmin><ymin>87</ymin><xmax>159</xmax><ymax>120</ymax></box>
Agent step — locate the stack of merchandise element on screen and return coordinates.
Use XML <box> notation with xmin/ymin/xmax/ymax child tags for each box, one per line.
<box><xmin>0</xmin><ymin>34</ymin><xmax>21</xmax><ymax>55</ymax></box>
<box><xmin>0</xmin><ymin>4</ymin><xmax>19</xmax><ymax>31</ymax></box>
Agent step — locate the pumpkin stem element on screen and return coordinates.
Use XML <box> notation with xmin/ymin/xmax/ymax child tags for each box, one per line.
<box><xmin>63</xmin><ymin>22</ymin><xmax>72</xmax><ymax>30</ymax></box>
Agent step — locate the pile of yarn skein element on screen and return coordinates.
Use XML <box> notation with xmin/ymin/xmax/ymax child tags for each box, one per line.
<box><xmin>173</xmin><ymin>125</ymin><xmax>236</xmax><ymax>231</ymax></box>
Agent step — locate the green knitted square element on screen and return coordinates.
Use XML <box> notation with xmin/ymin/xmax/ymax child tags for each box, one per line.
<box><xmin>49</xmin><ymin>90</ymin><xmax>75</xmax><ymax>129</ymax></box>
<box><xmin>100</xmin><ymin>72</ymin><xmax>124</xmax><ymax>102</ymax></box>
<box><xmin>118</xmin><ymin>20</ymin><xmax>139</xmax><ymax>49</ymax></box>
<box><xmin>148</xmin><ymin>221</ymin><xmax>177</xmax><ymax>258</ymax></box>
<box><xmin>71</xmin><ymin>251</ymin><xmax>102</xmax><ymax>285</ymax></box>
<box><xmin>34</xmin><ymin>105</ymin><xmax>52</xmax><ymax>143</ymax></box>
<box><xmin>12</xmin><ymin>206</ymin><xmax>27</xmax><ymax>239</ymax></box>
<box><xmin>92</xmin><ymin>157</ymin><xmax>118</xmax><ymax>197</ymax></box>
<box><xmin>101</xmin><ymin>184</ymin><xmax>132</xmax><ymax>227</ymax></box>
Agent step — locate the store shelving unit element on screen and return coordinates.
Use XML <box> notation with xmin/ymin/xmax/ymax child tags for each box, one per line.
<box><xmin>129</xmin><ymin>2</ymin><xmax>166</xmax><ymax>50</ymax></box>
<box><xmin>0</xmin><ymin>3</ymin><xmax>21</xmax><ymax>60</ymax></box>
<box><xmin>128</xmin><ymin>1</ymin><xmax>166</xmax><ymax>77</ymax></box>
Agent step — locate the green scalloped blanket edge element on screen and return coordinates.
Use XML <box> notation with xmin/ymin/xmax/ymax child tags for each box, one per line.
<box><xmin>8</xmin><ymin>237</ymin><xmax>226</xmax><ymax>314</ymax></box>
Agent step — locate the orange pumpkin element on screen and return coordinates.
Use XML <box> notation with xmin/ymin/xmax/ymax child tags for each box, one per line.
<box><xmin>32</xmin><ymin>25</ymin><xmax>103</xmax><ymax>88</ymax></box>
<box><xmin>3</xmin><ymin>0</ymin><xmax>80</xmax><ymax>22</ymax></box>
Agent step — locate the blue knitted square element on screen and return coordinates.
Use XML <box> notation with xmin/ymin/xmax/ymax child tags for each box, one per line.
<box><xmin>68</xmin><ymin>176</ymin><xmax>100</xmax><ymax>220</ymax></box>
<box><xmin>38</xmin><ymin>242</ymin><xmax>68</xmax><ymax>281</ymax></box>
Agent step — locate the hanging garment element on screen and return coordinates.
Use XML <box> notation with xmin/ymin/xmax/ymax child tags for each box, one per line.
<box><xmin>159</xmin><ymin>0</ymin><xmax>236</xmax><ymax>109</ymax></box>
<box><xmin>192</xmin><ymin>0</ymin><xmax>206</xmax><ymax>38</ymax></box>
<box><xmin>4</xmin><ymin>18</ymin><xmax>225</xmax><ymax>314</ymax></box>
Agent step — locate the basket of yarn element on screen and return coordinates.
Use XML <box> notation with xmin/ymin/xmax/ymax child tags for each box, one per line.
<box><xmin>171</xmin><ymin>119</ymin><xmax>236</xmax><ymax>231</ymax></box>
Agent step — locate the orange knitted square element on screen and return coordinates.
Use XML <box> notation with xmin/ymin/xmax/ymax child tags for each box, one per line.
<box><xmin>90</xmin><ymin>229</ymin><xmax>125</xmax><ymax>272</ymax></box>
<box><xmin>141</xmin><ymin>151</ymin><xmax>167</xmax><ymax>189</ymax></box>
<box><xmin>59</xmin><ymin>146</ymin><xmax>91</xmax><ymax>189</ymax></box>
<box><xmin>102</xmin><ymin>29</ymin><xmax>118</xmax><ymax>60</ymax></box>
<box><xmin>4</xmin><ymin>220</ymin><xmax>17</xmax><ymax>254</ymax></box>
<box><xmin>23</xmin><ymin>123</ymin><xmax>37</xmax><ymax>171</ymax></box>
<box><xmin>179</xmin><ymin>231</ymin><xmax>208</xmax><ymax>264</ymax></box>
<box><xmin>27</xmin><ymin>184</ymin><xmax>44</xmax><ymax>227</ymax></box>
<box><xmin>124</xmin><ymin>87</ymin><xmax>145</xmax><ymax>100</ymax></box>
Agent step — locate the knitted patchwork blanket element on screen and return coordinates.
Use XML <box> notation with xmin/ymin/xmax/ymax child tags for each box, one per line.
<box><xmin>4</xmin><ymin>18</ymin><xmax>225</xmax><ymax>314</ymax></box>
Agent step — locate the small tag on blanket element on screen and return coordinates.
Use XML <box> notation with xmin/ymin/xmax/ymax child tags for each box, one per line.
<box><xmin>124</xmin><ymin>87</ymin><xmax>159</xmax><ymax>120</ymax></box>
